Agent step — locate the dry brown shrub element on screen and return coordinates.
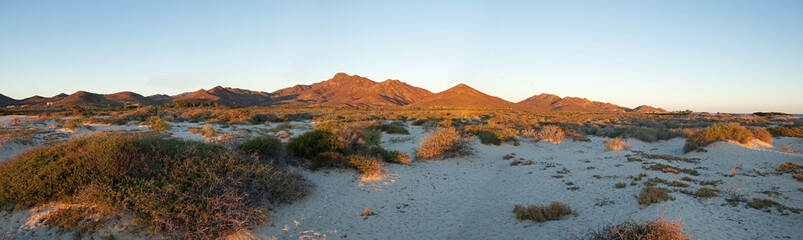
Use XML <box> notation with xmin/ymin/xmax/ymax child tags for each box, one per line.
<box><xmin>585</xmin><ymin>215</ymin><xmax>689</xmax><ymax>240</ymax></box>
<box><xmin>603</xmin><ymin>138</ymin><xmax>629</xmax><ymax>151</ymax></box>
<box><xmin>415</xmin><ymin>127</ymin><xmax>469</xmax><ymax>160</ymax></box>
<box><xmin>537</xmin><ymin>125</ymin><xmax>565</xmax><ymax>144</ymax></box>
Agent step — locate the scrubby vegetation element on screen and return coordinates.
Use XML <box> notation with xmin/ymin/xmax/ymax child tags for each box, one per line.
<box><xmin>415</xmin><ymin>127</ymin><xmax>470</xmax><ymax>160</ymax></box>
<box><xmin>286</xmin><ymin>129</ymin><xmax>345</xmax><ymax>159</ymax></box>
<box><xmin>684</xmin><ymin>123</ymin><xmax>772</xmax><ymax>152</ymax></box>
<box><xmin>584</xmin><ymin>215</ymin><xmax>689</xmax><ymax>240</ymax></box>
<box><xmin>638</xmin><ymin>187</ymin><xmax>674</xmax><ymax>206</ymax></box>
<box><xmin>603</xmin><ymin>138</ymin><xmax>629</xmax><ymax>151</ymax></box>
<box><xmin>536</xmin><ymin>125</ymin><xmax>565</xmax><ymax>144</ymax></box>
<box><xmin>238</xmin><ymin>136</ymin><xmax>284</xmax><ymax>157</ymax></box>
<box><xmin>0</xmin><ymin>132</ymin><xmax>309</xmax><ymax>238</ymax></box>
<box><xmin>512</xmin><ymin>202</ymin><xmax>577</xmax><ymax>223</ymax></box>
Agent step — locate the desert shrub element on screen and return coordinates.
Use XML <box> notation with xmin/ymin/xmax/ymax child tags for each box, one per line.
<box><xmin>537</xmin><ymin>125</ymin><xmax>565</xmax><ymax>144</ymax></box>
<box><xmin>767</xmin><ymin>126</ymin><xmax>803</xmax><ymax>138</ymax></box>
<box><xmin>143</xmin><ymin>116</ymin><xmax>172</xmax><ymax>131</ymax></box>
<box><xmin>415</xmin><ymin>127</ymin><xmax>469</xmax><ymax>160</ymax></box>
<box><xmin>238</xmin><ymin>136</ymin><xmax>283</xmax><ymax>157</ymax></box>
<box><xmin>748</xmin><ymin>126</ymin><xmax>772</xmax><ymax>143</ymax></box>
<box><xmin>477</xmin><ymin>131</ymin><xmax>502</xmax><ymax>145</ymax></box>
<box><xmin>347</xmin><ymin>155</ymin><xmax>384</xmax><ymax>176</ymax></box>
<box><xmin>637</xmin><ymin>187</ymin><xmax>674</xmax><ymax>206</ymax></box>
<box><xmin>584</xmin><ymin>215</ymin><xmax>689</xmax><ymax>240</ymax></box>
<box><xmin>312</xmin><ymin>151</ymin><xmax>349</xmax><ymax>169</ymax></box>
<box><xmin>614</xmin><ymin>182</ymin><xmax>627</xmax><ymax>188</ymax></box>
<box><xmin>368</xmin><ymin>146</ymin><xmax>411</xmax><ymax>164</ymax></box>
<box><xmin>0</xmin><ymin>132</ymin><xmax>309</xmax><ymax>238</ymax></box>
<box><xmin>65</xmin><ymin>118</ymin><xmax>84</xmax><ymax>130</ymax></box>
<box><xmin>683</xmin><ymin>123</ymin><xmax>772</xmax><ymax>153</ymax></box>
<box><xmin>187</xmin><ymin>125</ymin><xmax>217</xmax><ymax>137</ymax></box>
<box><xmin>513</xmin><ymin>202</ymin><xmax>577</xmax><ymax>223</ymax></box>
<box><xmin>286</xmin><ymin>130</ymin><xmax>345</xmax><ymax>159</ymax></box>
<box><xmin>776</xmin><ymin>162</ymin><xmax>802</xmax><ymax>174</ymax></box>
<box><xmin>603</xmin><ymin>138</ymin><xmax>629</xmax><ymax>151</ymax></box>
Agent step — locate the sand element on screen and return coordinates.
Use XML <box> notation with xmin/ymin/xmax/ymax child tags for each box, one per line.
<box><xmin>1</xmin><ymin>116</ymin><xmax>802</xmax><ymax>239</ymax></box>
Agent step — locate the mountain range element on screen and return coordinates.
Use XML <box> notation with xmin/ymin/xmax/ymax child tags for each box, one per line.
<box><xmin>0</xmin><ymin>73</ymin><xmax>666</xmax><ymax>113</ymax></box>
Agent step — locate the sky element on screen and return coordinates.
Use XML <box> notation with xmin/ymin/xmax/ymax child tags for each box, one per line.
<box><xmin>1</xmin><ymin>1</ymin><xmax>801</xmax><ymax>113</ymax></box>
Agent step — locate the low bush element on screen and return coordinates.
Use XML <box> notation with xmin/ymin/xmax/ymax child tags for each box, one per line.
<box><xmin>584</xmin><ymin>215</ymin><xmax>689</xmax><ymax>240</ymax></box>
<box><xmin>767</xmin><ymin>126</ymin><xmax>803</xmax><ymax>138</ymax></box>
<box><xmin>143</xmin><ymin>116</ymin><xmax>172</xmax><ymax>131</ymax></box>
<box><xmin>370</xmin><ymin>122</ymin><xmax>409</xmax><ymax>135</ymax></box>
<box><xmin>238</xmin><ymin>136</ymin><xmax>283</xmax><ymax>157</ymax></box>
<box><xmin>347</xmin><ymin>155</ymin><xmax>384</xmax><ymax>176</ymax></box>
<box><xmin>683</xmin><ymin>123</ymin><xmax>772</xmax><ymax>152</ymax></box>
<box><xmin>614</xmin><ymin>182</ymin><xmax>627</xmax><ymax>188</ymax></box>
<box><xmin>286</xmin><ymin>130</ymin><xmax>345</xmax><ymax>159</ymax></box>
<box><xmin>415</xmin><ymin>128</ymin><xmax>470</xmax><ymax>160</ymax></box>
<box><xmin>637</xmin><ymin>187</ymin><xmax>674</xmax><ymax>206</ymax></box>
<box><xmin>477</xmin><ymin>131</ymin><xmax>502</xmax><ymax>145</ymax></box>
<box><xmin>512</xmin><ymin>202</ymin><xmax>577</xmax><ymax>223</ymax></box>
<box><xmin>0</xmin><ymin>132</ymin><xmax>309</xmax><ymax>238</ymax></box>
<box><xmin>603</xmin><ymin>138</ymin><xmax>629</xmax><ymax>151</ymax></box>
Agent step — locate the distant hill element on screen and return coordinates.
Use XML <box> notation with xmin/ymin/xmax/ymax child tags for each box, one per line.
<box><xmin>631</xmin><ymin>105</ymin><xmax>668</xmax><ymax>113</ymax></box>
<box><xmin>170</xmin><ymin>86</ymin><xmax>273</xmax><ymax>107</ymax></box>
<box><xmin>272</xmin><ymin>73</ymin><xmax>433</xmax><ymax>107</ymax></box>
<box><xmin>0</xmin><ymin>93</ymin><xmax>17</xmax><ymax>107</ymax></box>
<box><xmin>3</xmin><ymin>72</ymin><xmax>668</xmax><ymax>112</ymax></box>
<box><xmin>409</xmin><ymin>84</ymin><xmax>517</xmax><ymax>109</ymax></box>
<box><xmin>517</xmin><ymin>93</ymin><xmax>666</xmax><ymax>113</ymax></box>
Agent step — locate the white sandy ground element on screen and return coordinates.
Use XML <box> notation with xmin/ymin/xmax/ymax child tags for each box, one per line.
<box><xmin>1</xmin><ymin>116</ymin><xmax>802</xmax><ymax>239</ymax></box>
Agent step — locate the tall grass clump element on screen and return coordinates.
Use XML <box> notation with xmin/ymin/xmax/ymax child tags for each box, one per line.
<box><xmin>286</xmin><ymin>129</ymin><xmax>345</xmax><ymax>159</ymax></box>
<box><xmin>537</xmin><ymin>125</ymin><xmax>565</xmax><ymax>144</ymax></box>
<box><xmin>415</xmin><ymin>127</ymin><xmax>470</xmax><ymax>160</ymax></box>
<box><xmin>584</xmin><ymin>215</ymin><xmax>689</xmax><ymax>240</ymax></box>
<box><xmin>513</xmin><ymin>202</ymin><xmax>577</xmax><ymax>223</ymax></box>
<box><xmin>683</xmin><ymin>123</ymin><xmax>772</xmax><ymax>153</ymax></box>
<box><xmin>603</xmin><ymin>138</ymin><xmax>629</xmax><ymax>151</ymax></box>
<box><xmin>637</xmin><ymin>187</ymin><xmax>674</xmax><ymax>206</ymax></box>
<box><xmin>0</xmin><ymin>132</ymin><xmax>309</xmax><ymax>239</ymax></box>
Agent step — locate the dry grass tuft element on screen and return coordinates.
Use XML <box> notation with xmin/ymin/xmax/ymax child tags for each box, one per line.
<box><xmin>638</xmin><ymin>187</ymin><xmax>674</xmax><ymax>206</ymax></box>
<box><xmin>513</xmin><ymin>202</ymin><xmax>577</xmax><ymax>223</ymax></box>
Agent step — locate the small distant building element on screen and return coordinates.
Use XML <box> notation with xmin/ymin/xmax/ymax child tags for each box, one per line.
<box><xmin>46</xmin><ymin>102</ymin><xmax>55</xmax><ymax>106</ymax></box>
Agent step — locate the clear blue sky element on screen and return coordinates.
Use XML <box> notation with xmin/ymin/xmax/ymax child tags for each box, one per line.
<box><xmin>1</xmin><ymin>1</ymin><xmax>801</xmax><ymax>113</ymax></box>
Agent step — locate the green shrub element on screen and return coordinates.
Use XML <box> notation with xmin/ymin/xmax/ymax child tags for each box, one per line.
<box><xmin>477</xmin><ymin>131</ymin><xmax>502</xmax><ymax>145</ymax></box>
<box><xmin>513</xmin><ymin>202</ymin><xmax>577</xmax><ymax>222</ymax></box>
<box><xmin>0</xmin><ymin>132</ymin><xmax>309</xmax><ymax>238</ymax></box>
<box><xmin>412</xmin><ymin>119</ymin><xmax>428</xmax><ymax>126</ymax></box>
<box><xmin>286</xmin><ymin>130</ymin><xmax>345</xmax><ymax>159</ymax></box>
<box><xmin>637</xmin><ymin>187</ymin><xmax>674</xmax><ymax>206</ymax></box>
<box><xmin>238</xmin><ymin>136</ymin><xmax>283</xmax><ymax>157</ymax></box>
<box><xmin>683</xmin><ymin>123</ymin><xmax>772</xmax><ymax>153</ymax></box>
